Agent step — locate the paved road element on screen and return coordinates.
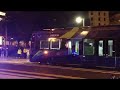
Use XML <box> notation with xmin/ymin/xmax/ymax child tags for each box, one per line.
<box><xmin>0</xmin><ymin>71</ymin><xmax>56</xmax><ymax>79</ymax></box>
<box><xmin>0</xmin><ymin>58</ymin><xmax>120</xmax><ymax>79</ymax></box>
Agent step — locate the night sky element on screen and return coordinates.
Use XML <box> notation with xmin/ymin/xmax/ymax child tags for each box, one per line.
<box><xmin>4</xmin><ymin>11</ymin><xmax>88</xmax><ymax>40</ymax></box>
<box><xmin>1</xmin><ymin>11</ymin><xmax>119</xmax><ymax>41</ymax></box>
<box><xmin>6</xmin><ymin>11</ymin><xmax>87</xmax><ymax>29</ymax></box>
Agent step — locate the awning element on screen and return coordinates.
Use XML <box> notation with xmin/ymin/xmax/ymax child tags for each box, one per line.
<box><xmin>59</xmin><ymin>27</ymin><xmax>79</xmax><ymax>39</ymax></box>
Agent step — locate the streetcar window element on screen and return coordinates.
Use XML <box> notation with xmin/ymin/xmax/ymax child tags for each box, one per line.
<box><xmin>98</xmin><ymin>40</ymin><xmax>103</xmax><ymax>56</ymax></box>
<box><xmin>50</xmin><ymin>39</ymin><xmax>60</xmax><ymax>50</ymax></box>
<box><xmin>108</xmin><ymin>40</ymin><xmax>113</xmax><ymax>56</ymax></box>
<box><xmin>40</xmin><ymin>40</ymin><xmax>49</xmax><ymax>49</ymax></box>
<box><xmin>75</xmin><ymin>41</ymin><xmax>79</xmax><ymax>55</ymax></box>
<box><xmin>84</xmin><ymin>39</ymin><xmax>94</xmax><ymax>55</ymax></box>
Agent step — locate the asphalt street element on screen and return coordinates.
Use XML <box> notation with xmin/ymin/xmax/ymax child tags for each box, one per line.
<box><xmin>0</xmin><ymin>58</ymin><xmax>120</xmax><ymax>79</ymax></box>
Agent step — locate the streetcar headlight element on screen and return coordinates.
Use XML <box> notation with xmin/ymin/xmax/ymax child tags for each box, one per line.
<box><xmin>43</xmin><ymin>50</ymin><xmax>48</xmax><ymax>55</ymax></box>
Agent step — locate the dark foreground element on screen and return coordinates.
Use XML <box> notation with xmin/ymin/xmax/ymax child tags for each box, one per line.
<box><xmin>0</xmin><ymin>58</ymin><xmax>120</xmax><ymax>79</ymax></box>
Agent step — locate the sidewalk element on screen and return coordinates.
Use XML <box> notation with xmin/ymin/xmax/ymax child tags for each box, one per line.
<box><xmin>0</xmin><ymin>57</ymin><xmax>29</xmax><ymax>60</ymax></box>
<box><xmin>0</xmin><ymin>57</ymin><xmax>30</xmax><ymax>64</ymax></box>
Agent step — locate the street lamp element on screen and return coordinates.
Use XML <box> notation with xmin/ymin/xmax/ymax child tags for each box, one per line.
<box><xmin>0</xmin><ymin>11</ymin><xmax>6</xmax><ymax>16</ymax></box>
<box><xmin>75</xmin><ymin>16</ymin><xmax>85</xmax><ymax>56</ymax></box>
<box><xmin>0</xmin><ymin>12</ymin><xmax>5</xmax><ymax>21</ymax></box>
<box><xmin>75</xmin><ymin>16</ymin><xmax>85</xmax><ymax>27</ymax></box>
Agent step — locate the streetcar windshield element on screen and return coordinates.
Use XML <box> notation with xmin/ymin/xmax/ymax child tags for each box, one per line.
<box><xmin>40</xmin><ymin>40</ymin><xmax>49</xmax><ymax>49</ymax></box>
<box><xmin>51</xmin><ymin>39</ymin><xmax>60</xmax><ymax>49</ymax></box>
<box><xmin>39</xmin><ymin>39</ymin><xmax>61</xmax><ymax>50</ymax></box>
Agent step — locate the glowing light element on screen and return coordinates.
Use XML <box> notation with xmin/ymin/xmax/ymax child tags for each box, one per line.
<box><xmin>65</xmin><ymin>42</ymin><xmax>68</xmax><ymax>48</ymax></box>
<box><xmin>43</xmin><ymin>50</ymin><xmax>48</xmax><ymax>55</ymax></box>
<box><xmin>0</xmin><ymin>11</ymin><xmax>6</xmax><ymax>16</ymax></box>
<box><xmin>48</xmin><ymin>38</ymin><xmax>56</xmax><ymax>42</ymax></box>
<box><xmin>51</xmin><ymin>29</ymin><xmax>55</xmax><ymax>31</ymax></box>
<box><xmin>0</xmin><ymin>36</ymin><xmax>3</xmax><ymax>45</ymax></box>
<box><xmin>52</xmin><ymin>39</ymin><xmax>56</xmax><ymax>42</ymax></box>
<box><xmin>19</xmin><ymin>41</ymin><xmax>25</xmax><ymax>47</ymax></box>
<box><xmin>0</xmin><ymin>17</ymin><xmax>3</xmax><ymax>21</ymax></box>
<box><xmin>80</xmin><ymin>31</ymin><xmax>89</xmax><ymax>36</ymax></box>
<box><xmin>75</xmin><ymin>17</ymin><xmax>83</xmax><ymax>24</ymax></box>
<box><xmin>68</xmin><ymin>41</ymin><xmax>72</xmax><ymax>48</ymax></box>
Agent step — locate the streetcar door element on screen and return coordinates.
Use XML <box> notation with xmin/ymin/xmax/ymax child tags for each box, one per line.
<box><xmin>75</xmin><ymin>41</ymin><xmax>79</xmax><ymax>55</ymax></box>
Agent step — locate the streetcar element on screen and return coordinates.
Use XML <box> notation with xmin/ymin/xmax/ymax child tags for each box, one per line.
<box><xmin>30</xmin><ymin>27</ymin><xmax>86</xmax><ymax>64</ymax></box>
<box><xmin>29</xmin><ymin>25</ymin><xmax>120</xmax><ymax>68</ymax></box>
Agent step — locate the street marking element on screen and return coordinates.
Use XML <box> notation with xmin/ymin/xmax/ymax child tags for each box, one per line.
<box><xmin>23</xmin><ymin>65</ymin><xmax>120</xmax><ymax>75</ymax></box>
<box><xmin>0</xmin><ymin>71</ymin><xmax>56</xmax><ymax>79</ymax></box>
<box><xmin>0</xmin><ymin>72</ymin><xmax>35</xmax><ymax>79</ymax></box>
<box><xmin>8</xmin><ymin>62</ymin><xmax>120</xmax><ymax>75</ymax></box>
<box><xmin>0</xmin><ymin>68</ymin><xmax>85</xmax><ymax>79</ymax></box>
<box><xmin>96</xmin><ymin>66</ymin><xmax>115</xmax><ymax>69</ymax></box>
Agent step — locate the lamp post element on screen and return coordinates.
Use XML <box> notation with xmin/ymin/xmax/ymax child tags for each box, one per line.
<box><xmin>0</xmin><ymin>11</ymin><xmax>7</xmax><ymax>57</ymax></box>
<box><xmin>114</xmin><ymin>40</ymin><xmax>117</xmax><ymax>68</ymax></box>
<box><xmin>75</xmin><ymin>16</ymin><xmax>85</xmax><ymax>27</ymax></box>
<box><xmin>4</xmin><ymin>13</ymin><xmax>8</xmax><ymax>58</ymax></box>
<box><xmin>75</xmin><ymin>16</ymin><xmax>85</xmax><ymax>56</ymax></box>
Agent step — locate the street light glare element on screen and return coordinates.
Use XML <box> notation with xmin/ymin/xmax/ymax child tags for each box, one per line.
<box><xmin>0</xmin><ymin>11</ymin><xmax>6</xmax><ymax>16</ymax></box>
<box><xmin>0</xmin><ymin>17</ymin><xmax>3</xmax><ymax>21</ymax></box>
<box><xmin>75</xmin><ymin>17</ymin><xmax>82</xmax><ymax>24</ymax></box>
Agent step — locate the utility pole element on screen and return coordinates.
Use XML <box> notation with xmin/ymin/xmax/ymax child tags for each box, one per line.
<box><xmin>5</xmin><ymin>21</ymin><xmax>8</xmax><ymax>57</ymax></box>
<box><xmin>113</xmin><ymin>40</ymin><xmax>117</xmax><ymax>68</ymax></box>
<box><xmin>0</xmin><ymin>11</ymin><xmax>7</xmax><ymax>57</ymax></box>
